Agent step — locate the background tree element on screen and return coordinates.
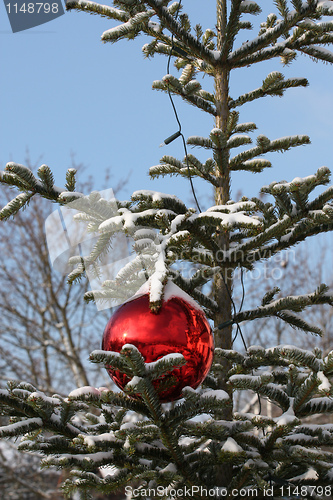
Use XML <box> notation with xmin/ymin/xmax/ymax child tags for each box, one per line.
<box><xmin>231</xmin><ymin>235</ymin><xmax>333</xmax><ymax>417</ymax></box>
<box><xmin>0</xmin><ymin>1</ymin><xmax>333</xmax><ymax>499</ymax></box>
<box><xmin>237</xmin><ymin>237</ymin><xmax>333</xmax><ymax>352</ymax></box>
<box><xmin>0</xmin><ymin>157</ymin><xmax>128</xmax><ymax>499</ymax></box>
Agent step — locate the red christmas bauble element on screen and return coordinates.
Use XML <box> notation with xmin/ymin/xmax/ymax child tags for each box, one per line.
<box><xmin>102</xmin><ymin>284</ymin><xmax>214</xmax><ymax>402</ymax></box>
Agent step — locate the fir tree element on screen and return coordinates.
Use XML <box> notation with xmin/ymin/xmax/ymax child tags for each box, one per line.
<box><xmin>1</xmin><ymin>1</ymin><xmax>333</xmax><ymax>499</ymax></box>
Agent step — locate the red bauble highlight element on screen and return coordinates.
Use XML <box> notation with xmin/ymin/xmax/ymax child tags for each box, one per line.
<box><xmin>102</xmin><ymin>290</ymin><xmax>214</xmax><ymax>402</ymax></box>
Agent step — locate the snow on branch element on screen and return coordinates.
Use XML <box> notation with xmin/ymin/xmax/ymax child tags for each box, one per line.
<box><xmin>65</xmin><ymin>0</ymin><xmax>128</xmax><ymax>21</ymax></box>
<box><xmin>229</xmin><ymin>73</ymin><xmax>308</xmax><ymax>108</ymax></box>
<box><xmin>102</xmin><ymin>10</ymin><xmax>154</xmax><ymax>42</ymax></box>
<box><xmin>0</xmin><ymin>418</ymin><xmax>43</xmax><ymax>438</ymax></box>
<box><xmin>190</xmin><ymin>208</ymin><xmax>261</xmax><ymax>231</ymax></box>
<box><xmin>0</xmin><ymin>192</ymin><xmax>34</xmax><ymax>221</ymax></box>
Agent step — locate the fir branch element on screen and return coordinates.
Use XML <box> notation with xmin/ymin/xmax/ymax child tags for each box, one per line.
<box><xmin>163</xmin><ymin>398</ymin><xmax>210</xmax><ymax>427</ymax></box>
<box><xmin>183</xmin><ymin>419</ymin><xmax>252</xmax><ymax>442</ymax></box>
<box><xmin>144</xmin><ymin>0</ymin><xmax>216</xmax><ymax>64</ymax></box>
<box><xmin>66</xmin><ymin>0</ymin><xmax>129</xmax><ymax>21</ymax></box>
<box><xmin>220</xmin><ymin>0</ymin><xmax>243</xmax><ymax>60</ymax></box>
<box><xmin>226</xmin><ymin>214</ymin><xmax>292</xmax><ymax>266</ymax></box>
<box><xmin>186</xmin><ymin>154</ymin><xmax>220</xmax><ymax>186</ymax></box>
<box><xmin>226</xmin><ymin>134</ymin><xmax>252</xmax><ymax>149</ymax></box>
<box><xmin>187</xmin><ymin>134</ymin><xmax>214</xmax><ymax>150</ymax></box>
<box><xmin>0</xmin><ymin>389</ymin><xmax>83</xmax><ymax>439</ymax></box>
<box><xmin>214</xmin><ymin>348</ymin><xmax>245</xmax><ymax>364</ymax></box>
<box><xmin>324</xmin><ymin>351</ymin><xmax>333</xmax><ymax>376</ymax></box>
<box><xmin>262</xmin><ymin>419</ymin><xmax>301</xmax><ymax>457</ymax></box>
<box><xmin>142</xmin><ymin>28</ymin><xmax>197</xmax><ymax>63</ymax></box>
<box><xmin>170</xmin><ymin>271</ymin><xmax>219</xmax><ymax>316</ymax></box>
<box><xmin>227</xmin><ymin>169</ymin><xmax>333</xmax><ymax>267</ymax></box>
<box><xmin>67</xmin><ymin>260</ymin><xmax>86</xmax><ymax>285</ymax></box>
<box><xmin>234</xmin><ymin>286</ymin><xmax>333</xmax><ymax>329</ymax></box>
<box><xmin>102</xmin><ymin>10</ymin><xmax>154</xmax><ymax>42</ymax></box>
<box><xmin>230</xmin><ymin>41</ymin><xmax>294</xmax><ymax>68</ymax></box>
<box><xmin>179</xmin><ymin>63</ymin><xmax>196</xmax><ymax>85</ymax></box>
<box><xmin>262</xmin><ymin>167</ymin><xmax>330</xmax><ymax>199</ymax></box>
<box><xmin>275</xmin><ymin>0</ymin><xmax>289</xmax><ymax>19</ymax></box>
<box><xmin>228</xmin><ymin>2</ymin><xmax>317</xmax><ymax>66</ymax></box>
<box><xmin>157</xmin><ymin>423</ymin><xmax>201</xmax><ymax>492</ymax></box>
<box><xmin>292</xmin><ymin>374</ymin><xmax>322</xmax><ymax>415</ymax></box>
<box><xmin>275</xmin><ymin>345</ymin><xmax>323</xmax><ymax>373</ymax></box>
<box><xmin>150</xmin><ymin>160</ymin><xmax>219</xmax><ymax>186</ymax></box>
<box><xmin>0</xmin><ymin>417</ymin><xmax>43</xmax><ymax>438</ymax></box>
<box><xmin>89</xmin><ymin>350</ymin><xmax>133</xmax><ymax>376</ymax></box>
<box><xmin>100</xmin><ymin>390</ymin><xmax>151</xmax><ymax>416</ymax></box>
<box><xmin>121</xmin><ymin>344</ymin><xmax>147</xmax><ymax>378</ymax></box>
<box><xmin>37</xmin><ymin>164</ymin><xmax>55</xmax><ymax>190</ymax></box>
<box><xmin>308</xmin><ymin>185</ymin><xmax>333</xmax><ymax>211</ymax></box>
<box><xmin>0</xmin><ymin>388</ymin><xmax>42</xmax><ymax>420</ymax></box>
<box><xmin>249</xmin><ymin>186</ymin><xmax>333</xmax><ymax>261</ymax></box>
<box><xmin>229</xmin><ymin>134</ymin><xmax>310</xmax><ymax>170</ymax></box>
<box><xmin>132</xmin><ymin>188</ymin><xmax>188</xmax><ymax>213</ymax></box>
<box><xmin>258</xmin><ymin>219</ymin><xmax>333</xmax><ymax>263</ymax></box>
<box><xmin>276</xmin><ymin>310</ymin><xmax>323</xmax><ymax>335</ymax></box>
<box><xmin>298</xmin><ymin>44</ymin><xmax>333</xmax><ymax>63</ymax></box>
<box><xmin>234</xmin><ymin>121</ymin><xmax>257</xmax><ymax>134</ymax></box>
<box><xmin>0</xmin><ymin>163</ymin><xmax>68</xmax><ymax>206</ymax></box>
<box><xmin>0</xmin><ymin>192</ymin><xmax>34</xmax><ymax>221</ymax></box>
<box><xmin>65</xmin><ymin>168</ymin><xmax>77</xmax><ymax>192</ymax></box>
<box><xmin>229</xmin><ymin>75</ymin><xmax>308</xmax><ymax>108</ymax></box>
<box><xmin>265</xmin><ymin>134</ymin><xmax>311</xmax><ymax>152</ymax></box>
<box><xmin>152</xmin><ymin>76</ymin><xmax>217</xmax><ymax>115</ymax></box>
<box><xmin>192</xmin><ymin>211</ymin><xmax>261</xmax><ymax>232</ymax></box>
<box><xmin>5</xmin><ymin>162</ymin><xmax>39</xmax><ymax>189</ymax></box>
<box><xmin>230</xmin><ymin>158</ymin><xmax>272</xmax><ymax>173</ymax></box>
<box><xmin>261</xmin><ymin>287</ymin><xmax>280</xmax><ymax>306</ymax></box>
<box><xmin>145</xmin><ymin>353</ymin><xmax>186</xmax><ymax>380</ymax></box>
<box><xmin>43</xmin><ymin>451</ymin><xmax>116</xmax><ymax>471</ymax></box>
<box><xmin>179</xmin><ymin>266</ymin><xmax>216</xmax><ymax>290</ymax></box>
<box><xmin>298</xmin><ymin>396</ymin><xmax>333</xmax><ymax>417</ymax></box>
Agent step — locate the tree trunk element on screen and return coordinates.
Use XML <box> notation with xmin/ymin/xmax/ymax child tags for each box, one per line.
<box><xmin>213</xmin><ymin>0</ymin><xmax>233</xmax><ymax>487</ymax></box>
<box><xmin>214</xmin><ymin>0</ymin><xmax>232</xmax><ymax>408</ymax></box>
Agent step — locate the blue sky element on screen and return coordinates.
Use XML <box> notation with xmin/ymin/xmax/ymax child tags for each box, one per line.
<box><xmin>1</xmin><ymin>1</ymin><xmax>332</xmax><ymax>210</ymax></box>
